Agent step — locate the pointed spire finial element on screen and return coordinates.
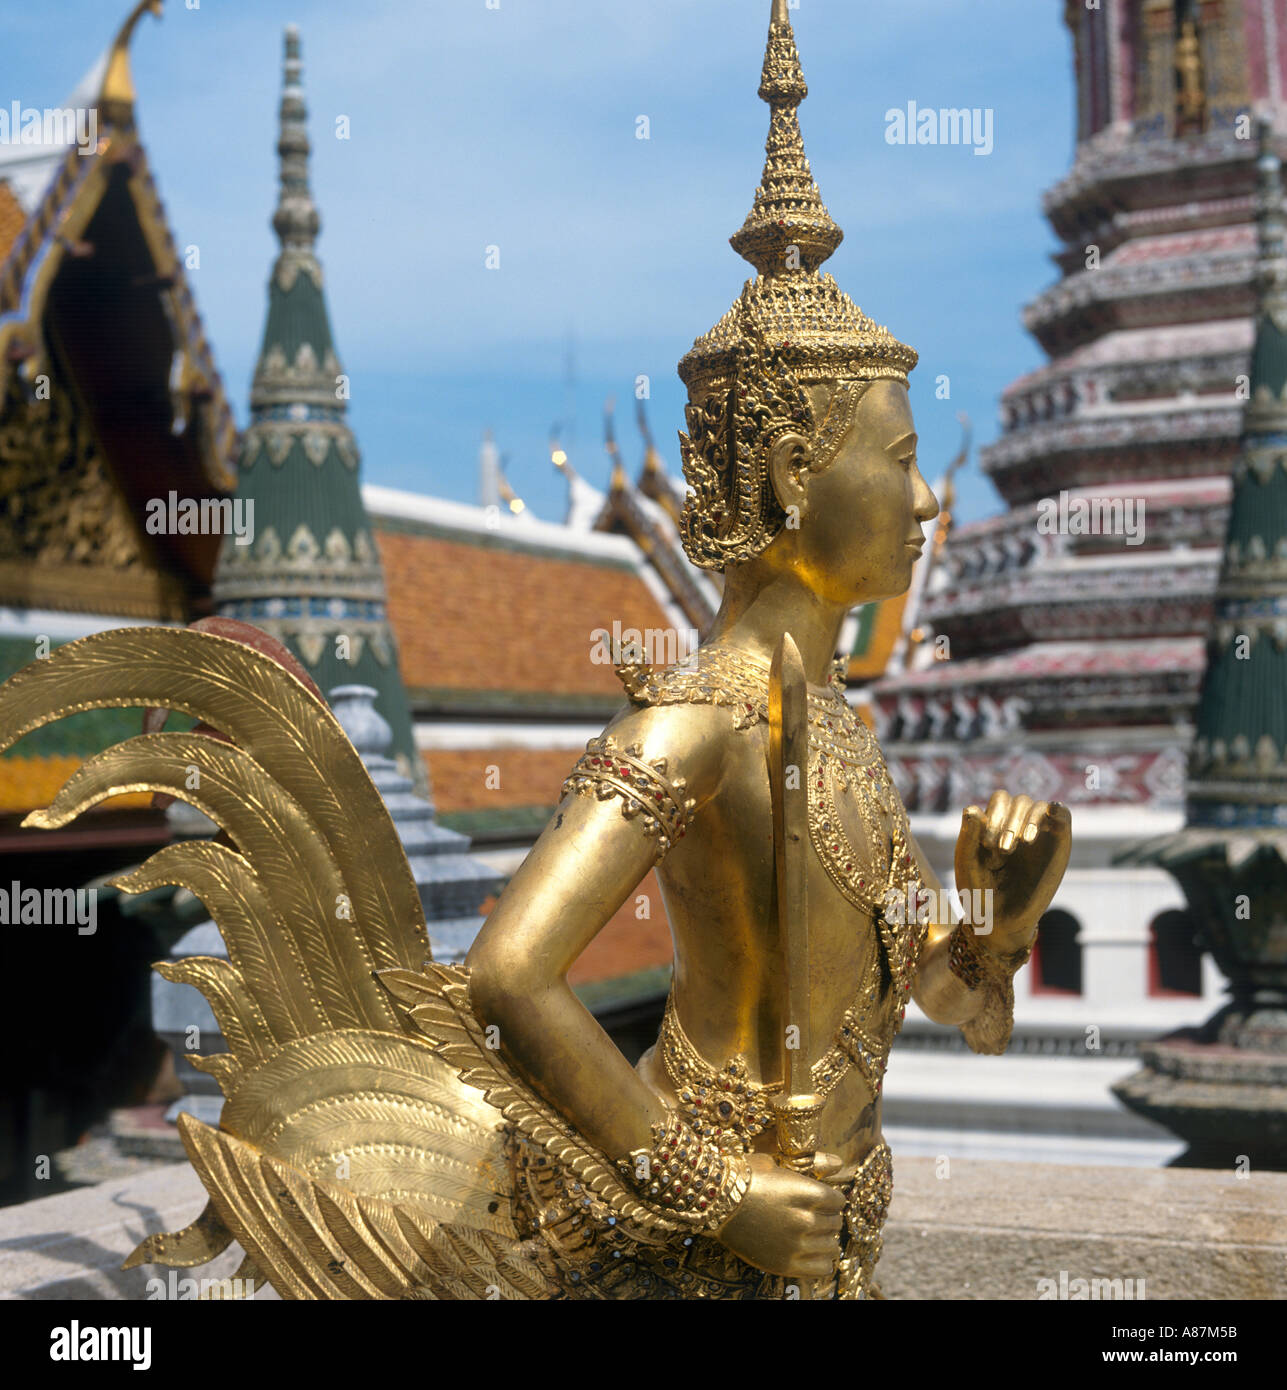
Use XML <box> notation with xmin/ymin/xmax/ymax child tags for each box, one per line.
<box><xmin>604</xmin><ymin>398</ymin><xmax>628</xmax><ymax>491</ymax></box>
<box><xmin>479</xmin><ymin>430</ymin><xmax>501</xmax><ymax>509</ymax></box>
<box><xmin>273</xmin><ymin>24</ymin><xmax>320</xmax><ymax>255</ymax></box>
<box><xmin>729</xmin><ymin>0</ymin><xmax>843</xmax><ymax>277</ymax></box>
<box><xmin>100</xmin><ymin>0</ymin><xmax>163</xmax><ymax>123</ymax></box>
<box><xmin>636</xmin><ymin>397</ymin><xmax>655</xmax><ymax>450</ymax></box>
<box><xmin>636</xmin><ymin>398</ymin><xmax>664</xmax><ymax>475</ymax></box>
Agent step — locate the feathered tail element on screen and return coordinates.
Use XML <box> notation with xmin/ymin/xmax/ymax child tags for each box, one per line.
<box><xmin>0</xmin><ymin>625</ymin><xmax>559</xmax><ymax>1298</ymax></box>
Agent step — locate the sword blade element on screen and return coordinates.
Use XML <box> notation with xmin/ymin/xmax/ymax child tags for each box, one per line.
<box><xmin>768</xmin><ymin>632</ymin><xmax>811</xmax><ymax>1099</ymax></box>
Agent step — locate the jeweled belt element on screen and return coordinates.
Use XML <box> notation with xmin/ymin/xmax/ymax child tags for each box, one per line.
<box><xmin>658</xmin><ymin>991</ymin><xmax>891</xmax><ymax>1150</ymax></box>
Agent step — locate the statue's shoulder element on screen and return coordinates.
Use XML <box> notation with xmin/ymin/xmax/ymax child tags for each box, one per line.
<box><xmin>569</xmin><ymin>647</ymin><xmax>773</xmax><ymax>813</ymax></box>
<box><xmin>615</xmin><ymin>645</ymin><xmax>772</xmax><ymax>730</ymax></box>
<box><xmin>614</xmin><ymin>644</ymin><xmax>849</xmax><ymax>727</ymax></box>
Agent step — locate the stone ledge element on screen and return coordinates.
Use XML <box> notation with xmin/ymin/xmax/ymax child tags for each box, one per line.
<box><xmin>881</xmin><ymin>1156</ymin><xmax>1287</xmax><ymax>1300</ymax></box>
<box><xmin>0</xmin><ymin>1155</ymin><xmax>1283</xmax><ymax>1300</ymax></box>
<box><xmin>0</xmin><ymin>1163</ymin><xmax>260</xmax><ymax>1301</ymax></box>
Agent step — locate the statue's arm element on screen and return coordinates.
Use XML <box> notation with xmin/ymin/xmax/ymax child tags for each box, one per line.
<box><xmin>465</xmin><ymin>704</ymin><xmax>712</xmax><ymax>1162</ymax></box>
<box><xmin>908</xmin><ymin>836</ymin><xmax>984</xmax><ymax>1030</ymax></box>
<box><xmin>911</xmin><ymin>793</ymin><xmax>1072</xmax><ymax>1052</ymax></box>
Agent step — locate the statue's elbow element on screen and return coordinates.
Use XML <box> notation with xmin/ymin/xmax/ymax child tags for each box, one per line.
<box><xmin>467</xmin><ymin>939</ymin><xmax>550</xmax><ymax>1029</ymax></box>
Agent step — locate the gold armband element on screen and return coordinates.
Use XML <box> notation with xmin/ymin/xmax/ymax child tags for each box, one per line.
<box><xmin>561</xmin><ymin>736</ymin><xmax>696</xmax><ymax>858</ymax></box>
<box><xmin>947</xmin><ymin>923</ymin><xmax>1034</xmax><ymax>1057</ymax></box>
<box><xmin>617</xmin><ymin>1112</ymin><xmax>750</xmax><ymax>1231</ymax></box>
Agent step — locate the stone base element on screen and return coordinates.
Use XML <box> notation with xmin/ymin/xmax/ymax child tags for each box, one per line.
<box><xmin>1113</xmin><ymin>1034</ymin><xmax>1287</xmax><ymax>1169</ymax></box>
<box><xmin>880</xmin><ymin>1156</ymin><xmax>1287</xmax><ymax>1300</ymax></box>
<box><xmin>0</xmin><ymin>1163</ymin><xmax>272</xmax><ymax>1300</ymax></box>
<box><xmin>2</xmin><ymin>1155</ymin><xmax>1282</xmax><ymax>1300</ymax></box>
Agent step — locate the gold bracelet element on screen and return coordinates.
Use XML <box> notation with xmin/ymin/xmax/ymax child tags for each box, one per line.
<box><xmin>947</xmin><ymin>922</ymin><xmax>1032</xmax><ymax>990</ymax></box>
<box><xmin>617</xmin><ymin>1112</ymin><xmax>750</xmax><ymax>1231</ymax></box>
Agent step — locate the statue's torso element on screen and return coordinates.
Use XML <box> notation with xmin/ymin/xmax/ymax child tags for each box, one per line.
<box><xmin>612</xmin><ymin>644</ymin><xmax>931</xmax><ymax>1174</ymax></box>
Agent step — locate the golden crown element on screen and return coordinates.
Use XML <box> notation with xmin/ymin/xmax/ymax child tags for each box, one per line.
<box><xmin>677</xmin><ymin>0</ymin><xmax>917</xmax><ymax>571</ymax></box>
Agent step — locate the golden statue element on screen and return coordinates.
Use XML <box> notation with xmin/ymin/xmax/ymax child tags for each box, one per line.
<box><xmin>1176</xmin><ymin>17</ymin><xmax>1207</xmax><ymax>135</ymax></box>
<box><xmin>0</xmin><ymin>2</ymin><xmax>1070</xmax><ymax>1299</ymax></box>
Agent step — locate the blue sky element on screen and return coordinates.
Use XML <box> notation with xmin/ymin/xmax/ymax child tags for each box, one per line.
<box><xmin>8</xmin><ymin>0</ymin><xmax>1073</xmax><ymax>526</ymax></box>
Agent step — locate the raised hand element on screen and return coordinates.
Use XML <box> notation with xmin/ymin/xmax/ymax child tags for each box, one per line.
<box><xmin>954</xmin><ymin>790</ymin><xmax>1072</xmax><ymax>954</ymax></box>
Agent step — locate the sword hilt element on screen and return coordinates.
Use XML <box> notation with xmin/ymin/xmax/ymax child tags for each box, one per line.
<box><xmin>771</xmin><ymin>1091</ymin><xmax>825</xmax><ymax>1173</ymax></box>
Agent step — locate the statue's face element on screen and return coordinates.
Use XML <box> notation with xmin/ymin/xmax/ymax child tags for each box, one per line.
<box><xmin>791</xmin><ymin>379</ymin><xmax>939</xmax><ymax>605</ymax></box>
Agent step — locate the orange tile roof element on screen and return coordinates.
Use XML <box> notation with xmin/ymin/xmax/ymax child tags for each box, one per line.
<box><xmin>421</xmin><ymin>747</ymin><xmax>673</xmax><ymax>986</ymax></box>
<box><xmin>0</xmin><ymin>755</ymin><xmax>150</xmax><ymax>815</ymax></box>
<box><xmin>423</xmin><ymin>747</ymin><xmax>572</xmax><ymax>815</ymax></box>
<box><xmin>567</xmin><ymin>869</ymin><xmax>673</xmax><ymax>985</ymax></box>
<box><xmin>0</xmin><ymin>180</ymin><xmax>25</xmax><ymax>266</ymax></box>
<box><xmin>377</xmin><ymin>528</ymin><xmax>673</xmax><ymax>698</ymax></box>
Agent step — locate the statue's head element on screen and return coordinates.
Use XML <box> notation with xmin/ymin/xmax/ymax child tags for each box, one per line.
<box><xmin>677</xmin><ymin>1</ymin><xmax>938</xmax><ymax>605</ymax></box>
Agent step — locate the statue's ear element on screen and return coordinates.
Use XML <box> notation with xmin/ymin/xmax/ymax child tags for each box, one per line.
<box><xmin>767</xmin><ymin>431</ymin><xmax>814</xmax><ymax>518</ymax></box>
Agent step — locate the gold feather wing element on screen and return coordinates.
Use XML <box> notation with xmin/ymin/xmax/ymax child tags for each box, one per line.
<box><xmin>0</xmin><ymin>626</ymin><xmax>561</xmax><ymax>1299</ymax></box>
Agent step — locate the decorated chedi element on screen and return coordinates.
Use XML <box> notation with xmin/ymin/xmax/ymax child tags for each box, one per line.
<box><xmin>0</xmin><ymin>2</ymin><xmax>1070</xmax><ymax>1299</ymax></box>
<box><xmin>212</xmin><ymin>27</ymin><xmax>420</xmax><ymax>787</ymax></box>
<box><xmin>1116</xmin><ymin>120</ymin><xmax>1287</xmax><ymax>1168</ymax></box>
<box><xmin>871</xmin><ymin>1</ymin><xmax>1284</xmax><ymax>960</ymax></box>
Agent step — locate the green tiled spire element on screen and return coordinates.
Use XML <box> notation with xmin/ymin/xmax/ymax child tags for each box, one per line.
<box><xmin>1112</xmin><ymin>129</ymin><xmax>1287</xmax><ymax>1140</ymax></box>
<box><xmin>213</xmin><ymin>26</ymin><xmax>420</xmax><ymax>786</ymax></box>
<box><xmin>1187</xmin><ymin>120</ymin><xmax>1287</xmax><ymax>830</ymax></box>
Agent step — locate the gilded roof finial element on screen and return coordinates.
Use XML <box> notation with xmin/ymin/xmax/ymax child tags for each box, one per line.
<box><xmin>99</xmin><ymin>0</ymin><xmax>163</xmax><ymax>124</ymax></box>
<box><xmin>729</xmin><ymin>0</ymin><xmax>843</xmax><ymax>277</ymax></box>
<box><xmin>273</xmin><ymin>25</ymin><xmax>320</xmax><ymax>257</ymax></box>
<box><xmin>604</xmin><ymin>398</ymin><xmax>628</xmax><ymax>492</ymax></box>
<box><xmin>637</xmin><ymin>398</ymin><xmax>664</xmax><ymax>476</ymax></box>
<box><xmin>498</xmin><ymin>474</ymin><xmax>527</xmax><ymax>516</ymax></box>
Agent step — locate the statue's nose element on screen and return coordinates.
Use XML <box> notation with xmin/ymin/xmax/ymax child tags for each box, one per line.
<box><xmin>913</xmin><ymin>467</ymin><xmax>940</xmax><ymax>524</ymax></box>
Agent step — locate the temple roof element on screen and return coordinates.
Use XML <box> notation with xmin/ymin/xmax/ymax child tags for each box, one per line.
<box><xmin>594</xmin><ymin>407</ymin><xmax>718</xmax><ymax>635</ymax></box>
<box><xmin>0</xmin><ymin>6</ymin><xmax>236</xmax><ymax>494</ymax></box>
<box><xmin>366</xmin><ymin>484</ymin><xmax>678</xmax><ymax>715</ymax></box>
<box><xmin>0</xmin><ymin>0</ymin><xmax>241</xmax><ymax>672</ymax></box>
<box><xmin>0</xmin><ymin>182</ymin><xmax>25</xmax><ymax>264</ymax></box>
